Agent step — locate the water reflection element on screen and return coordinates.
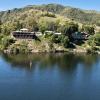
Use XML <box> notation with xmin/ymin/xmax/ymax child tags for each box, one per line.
<box><xmin>1</xmin><ymin>53</ymin><xmax>99</xmax><ymax>72</ymax></box>
<box><xmin>0</xmin><ymin>53</ymin><xmax>100</xmax><ymax>100</ymax></box>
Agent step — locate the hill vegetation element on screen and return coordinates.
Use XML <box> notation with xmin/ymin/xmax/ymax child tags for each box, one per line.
<box><xmin>0</xmin><ymin>4</ymin><xmax>100</xmax><ymax>26</ymax></box>
<box><xmin>0</xmin><ymin>4</ymin><xmax>100</xmax><ymax>54</ymax></box>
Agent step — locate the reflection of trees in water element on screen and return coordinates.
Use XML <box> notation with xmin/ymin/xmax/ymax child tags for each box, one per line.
<box><xmin>1</xmin><ymin>53</ymin><xmax>99</xmax><ymax>72</ymax></box>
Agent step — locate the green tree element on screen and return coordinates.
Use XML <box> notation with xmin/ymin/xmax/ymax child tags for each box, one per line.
<box><xmin>1</xmin><ymin>22</ymin><xmax>18</xmax><ymax>35</ymax></box>
<box><xmin>25</xmin><ymin>17</ymin><xmax>39</xmax><ymax>31</ymax></box>
<box><xmin>58</xmin><ymin>22</ymin><xmax>79</xmax><ymax>38</ymax></box>
<box><xmin>81</xmin><ymin>25</ymin><xmax>95</xmax><ymax>35</ymax></box>
<box><xmin>1</xmin><ymin>36</ymin><xmax>15</xmax><ymax>49</ymax></box>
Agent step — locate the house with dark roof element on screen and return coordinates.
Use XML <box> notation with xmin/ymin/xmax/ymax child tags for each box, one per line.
<box><xmin>72</xmin><ymin>32</ymin><xmax>89</xmax><ymax>40</ymax></box>
<box><xmin>12</xmin><ymin>28</ymin><xmax>36</xmax><ymax>39</ymax></box>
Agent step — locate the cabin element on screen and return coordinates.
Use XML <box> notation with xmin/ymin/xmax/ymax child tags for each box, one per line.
<box><xmin>54</xmin><ymin>33</ymin><xmax>62</xmax><ymax>35</ymax></box>
<box><xmin>44</xmin><ymin>31</ymin><xmax>62</xmax><ymax>35</ymax></box>
<box><xmin>44</xmin><ymin>31</ymin><xmax>54</xmax><ymax>34</ymax></box>
<box><xmin>12</xmin><ymin>28</ymin><xmax>36</xmax><ymax>39</ymax></box>
<box><xmin>35</xmin><ymin>32</ymin><xmax>42</xmax><ymax>36</ymax></box>
<box><xmin>72</xmin><ymin>32</ymin><xmax>89</xmax><ymax>40</ymax></box>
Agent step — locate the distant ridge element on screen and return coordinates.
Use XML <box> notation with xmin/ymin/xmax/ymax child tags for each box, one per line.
<box><xmin>0</xmin><ymin>3</ymin><xmax>100</xmax><ymax>26</ymax></box>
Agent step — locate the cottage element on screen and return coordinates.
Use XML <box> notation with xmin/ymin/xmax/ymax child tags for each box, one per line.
<box><xmin>72</xmin><ymin>32</ymin><xmax>89</xmax><ymax>40</ymax></box>
<box><xmin>35</xmin><ymin>32</ymin><xmax>42</xmax><ymax>36</ymax></box>
<box><xmin>20</xmin><ymin>28</ymin><xmax>29</xmax><ymax>32</ymax></box>
<box><xmin>12</xmin><ymin>28</ymin><xmax>36</xmax><ymax>39</ymax></box>
<box><xmin>44</xmin><ymin>31</ymin><xmax>54</xmax><ymax>34</ymax></box>
<box><xmin>44</xmin><ymin>31</ymin><xmax>62</xmax><ymax>35</ymax></box>
<box><xmin>54</xmin><ymin>33</ymin><xmax>62</xmax><ymax>35</ymax></box>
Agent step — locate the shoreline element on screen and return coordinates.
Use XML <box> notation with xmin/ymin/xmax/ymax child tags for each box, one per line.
<box><xmin>3</xmin><ymin>48</ymin><xmax>100</xmax><ymax>55</ymax></box>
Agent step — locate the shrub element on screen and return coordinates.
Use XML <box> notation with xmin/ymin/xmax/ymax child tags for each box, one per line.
<box><xmin>62</xmin><ymin>36</ymin><xmax>69</xmax><ymax>48</ymax></box>
<box><xmin>1</xmin><ymin>36</ymin><xmax>15</xmax><ymax>49</ymax></box>
<box><xmin>51</xmin><ymin>34</ymin><xmax>69</xmax><ymax>48</ymax></box>
<box><xmin>87</xmin><ymin>35</ymin><xmax>95</xmax><ymax>46</ymax></box>
<box><xmin>94</xmin><ymin>34</ymin><xmax>100</xmax><ymax>46</ymax></box>
<box><xmin>18</xmin><ymin>41</ymin><xmax>30</xmax><ymax>53</ymax></box>
<box><xmin>87</xmin><ymin>33</ymin><xmax>100</xmax><ymax>46</ymax></box>
<box><xmin>51</xmin><ymin>34</ymin><xmax>60</xmax><ymax>43</ymax></box>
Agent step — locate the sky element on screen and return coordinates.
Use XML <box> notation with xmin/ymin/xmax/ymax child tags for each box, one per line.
<box><xmin>0</xmin><ymin>0</ymin><xmax>100</xmax><ymax>11</ymax></box>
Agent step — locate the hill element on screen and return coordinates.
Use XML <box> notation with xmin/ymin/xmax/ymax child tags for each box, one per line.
<box><xmin>0</xmin><ymin>4</ymin><xmax>100</xmax><ymax>54</ymax></box>
<box><xmin>0</xmin><ymin>4</ymin><xmax>100</xmax><ymax>26</ymax></box>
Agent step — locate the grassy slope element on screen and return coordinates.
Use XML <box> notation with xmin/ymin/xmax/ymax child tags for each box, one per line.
<box><xmin>0</xmin><ymin>4</ymin><xmax>100</xmax><ymax>25</ymax></box>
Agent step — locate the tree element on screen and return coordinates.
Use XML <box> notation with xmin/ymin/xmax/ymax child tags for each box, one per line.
<box><xmin>1</xmin><ymin>22</ymin><xmax>18</xmax><ymax>35</ymax></box>
<box><xmin>62</xmin><ymin>36</ymin><xmax>69</xmax><ymax>48</ymax></box>
<box><xmin>25</xmin><ymin>17</ymin><xmax>39</xmax><ymax>32</ymax></box>
<box><xmin>94</xmin><ymin>33</ymin><xmax>100</xmax><ymax>46</ymax></box>
<box><xmin>81</xmin><ymin>25</ymin><xmax>95</xmax><ymax>35</ymax></box>
<box><xmin>51</xmin><ymin>34</ymin><xmax>60</xmax><ymax>43</ymax></box>
<box><xmin>38</xmin><ymin>18</ymin><xmax>48</xmax><ymax>33</ymax></box>
<box><xmin>38</xmin><ymin>17</ymin><xmax>59</xmax><ymax>33</ymax></box>
<box><xmin>1</xmin><ymin>36</ymin><xmax>15</xmax><ymax>49</ymax></box>
<box><xmin>58</xmin><ymin>22</ymin><xmax>79</xmax><ymax>38</ymax></box>
<box><xmin>51</xmin><ymin>34</ymin><xmax>69</xmax><ymax>48</ymax></box>
<box><xmin>87</xmin><ymin>33</ymin><xmax>100</xmax><ymax>46</ymax></box>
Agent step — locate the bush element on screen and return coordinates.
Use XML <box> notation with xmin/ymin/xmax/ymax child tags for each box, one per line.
<box><xmin>18</xmin><ymin>41</ymin><xmax>30</xmax><ymax>53</ymax></box>
<box><xmin>81</xmin><ymin>25</ymin><xmax>95</xmax><ymax>35</ymax></box>
<box><xmin>44</xmin><ymin>32</ymin><xmax>53</xmax><ymax>38</ymax></box>
<box><xmin>1</xmin><ymin>36</ymin><xmax>15</xmax><ymax>49</ymax></box>
<box><xmin>62</xmin><ymin>36</ymin><xmax>69</xmax><ymax>48</ymax></box>
<box><xmin>87</xmin><ymin>33</ymin><xmax>100</xmax><ymax>46</ymax></box>
<box><xmin>94</xmin><ymin>34</ymin><xmax>100</xmax><ymax>46</ymax></box>
<box><xmin>42</xmin><ymin>12</ymin><xmax>56</xmax><ymax>18</ymax></box>
<box><xmin>51</xmin><ymin>34</ymin><xmax>69</xmax><ymax>48</ymax></box>
<box><xmin>87</xmin><ymin>35</ymin><xmax>95</xmax><ymax>46</ymax></box>
<box><xmin>51</xmin><ymin>34</ymin><xmax>60</xmax><ymax>43</ymax></box>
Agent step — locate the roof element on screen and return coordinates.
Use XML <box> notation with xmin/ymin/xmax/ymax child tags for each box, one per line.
<box><xmin>20</xmin><ymin>28</ymin><xmax>28</xmax><ymax>31</ymax></box>
<box><xmin>74</xmin><ymin>32</ymin><xmax>88</xmax><ymax>35</ymax></box>
<box><xmin>54</xmin><ymin>33</ymin><xmax>62</xmax><ymax>35</ymax></box>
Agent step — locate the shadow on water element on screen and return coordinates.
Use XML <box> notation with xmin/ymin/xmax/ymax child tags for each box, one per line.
<box><xmin>1</xmin><ymin>53</ymin><xmax>100</xmax><ymax>72</ymax></box>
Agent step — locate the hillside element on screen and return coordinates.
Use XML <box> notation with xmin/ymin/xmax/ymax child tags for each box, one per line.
<box><xmin>0</xmin><ymin>4</ymin><xmax>100</xmax><ymax>26</ymax></box>
<box><xmin>0</xmin><ymin>4</ymin><xmax>100</xmax><ymax>54</ymax></box>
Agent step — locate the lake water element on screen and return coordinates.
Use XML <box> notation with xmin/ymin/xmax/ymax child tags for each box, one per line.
<box><xmin>0</xmin><ymin>53</ymin><xmax>100</xmax><ymax>100</ymax></box>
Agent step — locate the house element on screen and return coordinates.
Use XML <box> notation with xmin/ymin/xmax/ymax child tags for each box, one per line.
<box><xmin>44</xmin><ymin>31</ymin><xmax>62</xmax><ymax>35</ymax></box>
<box><xmin>12</xmin><ymin>28</ymin><xmax>36</xmax><ymax>39</ymax></box>
<box><xmin>44</xmin><ymin>31</ymin><xmax>54</xmax><ymax>34</ymax></box>
<box><xmin>35</xmin><ymin>32</ymin><xmax>42</xmax><ymax>36</ymax></box>
<box><xmin>20</xmin><ymin>28</ymin><xmax>29</xmax><ymax>32</ymax></box>
<box><xmin>72</xmin><ymin>32</ymin><xmax>89</xmax><ymax>40</ymax></box>
<box><xmin>54</xmin><ymin>33</ymin><xmax>62</xmax><ymax>35</ymax></box>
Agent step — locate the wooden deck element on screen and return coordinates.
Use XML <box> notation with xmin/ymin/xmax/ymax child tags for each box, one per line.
<box><xmin>12</xmin><ymin>32</ymin><xmax>36</xmax><ymax>39</ymax></box>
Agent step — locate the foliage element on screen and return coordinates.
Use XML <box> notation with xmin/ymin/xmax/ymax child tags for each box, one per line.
<box><xmin>51</xmin><ymin>34</ymin><xmax>60</xmax><ymax>43</ymax></box>
<box><xmin>19</xmin><ymin>41</ymin><xmax>29</xmax><ymax>53</ymax></box>
<box><xmin>58</xmin><ymin>22</ymin><xmax>79</xmax><ymax>37</ymax></box>
<box><xmin>81</xmin><ymin>25</ymin><xmax>95</xmax><ymax>35</ymax></box>
<box><xmin>1</xmin><ymin>22</ymin><xmax>18</xmax><ymax>35</ymax></box>
<box><xmin>62</xmin><ymin>36</ymin><xmax>69</xmax><ymax>48</ymax></box>
<box><xmin>87</xmin><ymin>35</ymin><xmax>95</xmax><ymax>47</ymax></box>
<box><xmin>0</xmin><ymin>4</ymin><xmax>99</xmax><ymax>53</ymax></box>
<box><xmin>25</xmin><ymin>17</ymin><xmax>39</xmax><ymax>31</ymax></box>
<box><xmin>87</xmin><ymin>33</ymin><xmax>100</xmax><ymax>46</ymax></box>
<box><xmin>38</xmin><ymin>17</ymin><xmax>59</xmax><ymax>34</ymax></box>
<box><xmin>44</xmin><ymin>32</ymin><xmax>53</xmax><ymax>38</ymax></box>
<box><xmin>3</xmin><ymin>4</ymin><xmax>100</xmax><ymax>24</ymax></box>
<box><xmin>51</xmin><ymin>34</ymin><xmax>69</xmax><ymax>48</ymax></box>
<box><xmin>1</xmin><ymin>36</ymin><xmax>15</xmax><ymax>49</ymax></box>
<box><xmin>42</xmin><ymin>12</ymin><xmax>56</xmax><ymax>18</ymax></box>
<box><xmin>94</xmin><ymin>33</ymin><xmax>100</xmax><ymax>46</ymax></box>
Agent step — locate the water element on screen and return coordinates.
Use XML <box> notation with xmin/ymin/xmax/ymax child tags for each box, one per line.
<box><xmin>0</xmin><ymin>53</ymin><xmax>100</xmax><ymax>100</ymax></box>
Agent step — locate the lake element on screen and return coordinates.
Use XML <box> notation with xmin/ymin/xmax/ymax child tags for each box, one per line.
<box><xmin>0</xmin><ymin>53</ymin><xmax>100</xmax><ymax>100</ymax></box>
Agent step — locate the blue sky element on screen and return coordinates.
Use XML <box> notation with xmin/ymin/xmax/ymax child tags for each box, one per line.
<box><xmin>0</xmin><ymin>0</ymin><xmax>100</xmax><ymax>11</ymax></box>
